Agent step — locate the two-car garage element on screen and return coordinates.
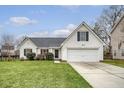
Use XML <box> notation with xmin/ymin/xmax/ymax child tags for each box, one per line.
<box><xmin>60</xmin><ymin>22</ymin><xmax>104</xmax><ymax>62</ymax></box>
<box><xmin>67</xmin><ymin>48</ymin><xmax>100</xmax><ymax>62</ymax></box>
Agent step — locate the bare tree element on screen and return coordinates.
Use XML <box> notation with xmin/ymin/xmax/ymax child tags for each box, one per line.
<box><xmin>93</xmin><ymin>5</ymin><xmax>124</xmax><ymax>57</ymax></box>
<box><xmin>99</xmin><ymin>5</ymin><xmax>123</xmax><ymax>31</ymax></box>
<box><xmin>0</xmin><ymin>34</ymin><xmax>14</xmax><ymax>45</ymax></box>
<box><xmin>94</xmin><ymin>5</ymin><xmax>124</xmax><ymax>41</ymax></box>
<box><xmin>0</xmin><ymin>34</ymin><xmax>15</xmax><ymax>59</ymax></box>
<box><xmin>15</xmin><ymin>36</ymin><xmax>26</xmax><ymax>47</ymax></box>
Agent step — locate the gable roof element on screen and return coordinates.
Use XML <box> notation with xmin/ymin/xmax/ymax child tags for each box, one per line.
<box><xmin>17</xmin><ymin>21</ymin><xmax>106</xmax><ymax>48</ymax></box>
<box><xmin>111</xmin><ymin>14</ymin><xmax>124</xmax><ymax>34</ymax></box>
<box><xmin>29</xmin><ymin>37</ymin><xmax>66</xmax><ymax>47</ymax></box>
<box><xmin>61</xmin><ymin>21</ymin><xmax>106</xmax><ymax>46</ymax></box>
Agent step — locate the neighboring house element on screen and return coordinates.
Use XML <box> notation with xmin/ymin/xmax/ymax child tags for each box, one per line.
<box><xmin>1</xmin><ymin>43</ymin><xmax>15</xmax><ymax>56</ymax></box>
<box><xmin>111</xmin><ymin>15</ymin><xmax>124</xmax><ymax>59</ymax></box>
<box><xmin>17</xmin><ymin>22</ymin><xmax>105</xmax><ymax>62</ymax></box>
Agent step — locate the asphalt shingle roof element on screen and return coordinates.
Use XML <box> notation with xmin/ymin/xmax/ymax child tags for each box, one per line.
<box><xmin>29</xmin><ymin>37</ymin><xmax>66</xmax><ymax>47</ymax></box>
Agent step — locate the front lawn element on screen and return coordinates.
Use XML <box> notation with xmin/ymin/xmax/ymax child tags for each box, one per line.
<box><xmin>103</xmin><ymin>59</ymin><xmax>124</xmax><ymax>68</ymax></box>
<box><xmin>0</xmin><ymin>61</ymin><xmax>91</xmax><ymax>88</ymax></box>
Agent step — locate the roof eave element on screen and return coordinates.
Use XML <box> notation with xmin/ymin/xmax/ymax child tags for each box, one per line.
<box><xmin>61</xmin><ymin>21</ymin><xmax>107</xmax><ymax>47</ymax></box>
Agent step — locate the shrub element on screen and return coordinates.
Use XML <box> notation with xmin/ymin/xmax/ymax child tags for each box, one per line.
<box><xmin>26</xmin><ymin>53</ymin><xmax>36</xmax><ymax>60</ymax></box>
<box><xmin>45</xmin><ymin>52</ymin><xmax>54</xmax><ymax>60</ymax></box>
<box><xmin>35</xmin><ymin>54</ymin><xmax>44</xmax><ymax>60</ymax></box>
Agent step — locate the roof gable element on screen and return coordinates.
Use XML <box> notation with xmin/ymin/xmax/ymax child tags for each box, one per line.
<box><xmin>111</xmin><ymin>15</ymin><xmax>124</xmax><ymax>34</ymax></box>
<box><xmin>17</xmin><ymin>37</ymin><xmax>37</xmax><ymax>49</ymax></box>
<box><xmin>61</xmin><ymin>21</ymin><xmax>106</xmax><ymax>46</ymax></box>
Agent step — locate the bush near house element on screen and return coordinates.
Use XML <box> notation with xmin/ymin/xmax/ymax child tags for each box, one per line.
<box><xmin>35</xmin><ymin>54</ymin><xmax>44</xmax><ymax>60</ymax></box>
<box><xmin>35</xmin><ymin>53</ymin><xmax>54</xmax><ymax>60</ymax></box>
<box><xmin>26</xmin><ymin>53</ymin><xmax>36</xmax><ymax>60</ymax></box>
<box><xmin>45</xmin><ymin>53</ymin><xmax>54</xmax><ymax>60</ymax></box>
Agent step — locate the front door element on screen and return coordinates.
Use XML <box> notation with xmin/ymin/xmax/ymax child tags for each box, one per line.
<box><xmin>55</xmin><ymin>49</ymin><xmax>59</xmax><ymax>58</ymax></box>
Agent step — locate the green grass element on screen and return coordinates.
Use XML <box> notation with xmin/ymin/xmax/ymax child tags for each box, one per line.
<box><xmin>103</xmin><ymin>59</ymin><xmax>124</xmax><ymax>68</ymax></box>
<box><xmin>0</xmin><ymin>61</ymin><xmax>92</xmax><ymax>88</ymax></box>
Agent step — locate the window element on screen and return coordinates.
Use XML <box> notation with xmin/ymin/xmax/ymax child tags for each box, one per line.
<box><xmin>24</xmin><ymin>49</ymin><xmax>32</xmax><ymax>56</ymax></box>
<box><xmin>122</xmin><ymin>50</ymin><xmax>124</xmax><ymax>56</ymax></box>
<box><xmin>77</xmin><ymin>32</ymin><xmax>89</xmax><ymax>41</ymax></box>
<box><xmin>41</xmin><ymin>49</ymin><xmax>48</xmax><ymax>54</ymax></box>
<box><xmin>118</xmin><ymin>42</ymin><xmax>122</xmax><ymax>49</ymax></box>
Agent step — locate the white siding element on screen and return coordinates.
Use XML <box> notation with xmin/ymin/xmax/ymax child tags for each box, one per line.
<box><xmin>19</xmin><ymin>39</ymin><xmax>37</xmax><ymax>59</ymax></box>
<box><xmin>61</xmin><ymin>25</ymin><xmax>104</xmax><ymax>62</ymax></box>
<box><xmin>19</xmin><ymin>39</ymin><xmax>61</xmax><ymax>59</ymax></box>
<box><xmin>111</xmin><ymin>17</ymin><xmax>124</xmax><ymax>59</ymax></box>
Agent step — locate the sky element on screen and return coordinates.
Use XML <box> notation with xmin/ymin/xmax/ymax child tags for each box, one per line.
<box><xmin>0</xmin><ymin>5</ymin><xmax>109</xmax><ymax>39</ymax></box>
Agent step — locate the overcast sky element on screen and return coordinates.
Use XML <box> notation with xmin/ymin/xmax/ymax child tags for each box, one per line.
<box><xmin>0</xmin><ymin>5</ymin><xmax>108</xmax><ymax>39</ymax></box>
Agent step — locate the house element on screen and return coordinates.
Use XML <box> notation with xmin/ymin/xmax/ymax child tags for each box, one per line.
<box><xmin>17</xmin><ymin>22</ymin><xmax>105</xmax><ymax>62</ymax></box>
<box><xmin>111</xmin><ymin>15</ymin><xmax>124</xmax><ymax>59</ymax></box>
<box><xmin>1</xmin><ymin>43</ymin><xmax>15</xmax><ymax>56</ymax></box>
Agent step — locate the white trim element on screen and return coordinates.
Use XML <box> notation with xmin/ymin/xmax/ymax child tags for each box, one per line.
<box><xmin>67</xmin><ymin>47</ymin><xmax>99</xmax><ymax>50</ymax></box>
<box><xmin>38</xmin><ymin>47</ymin><xmax>60</xmax><ymax>49</ymax></box>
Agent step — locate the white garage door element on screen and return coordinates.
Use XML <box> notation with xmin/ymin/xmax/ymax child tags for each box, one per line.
<box><xmin>67</xmin><ymin>49</ymin><xmax>99</xmax><ymax>62</ymax></box>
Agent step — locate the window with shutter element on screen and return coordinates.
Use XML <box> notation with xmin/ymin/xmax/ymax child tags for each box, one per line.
<box><xmin>77</xmin><ymin>32</ymin><xmax>80</xmax><ymax>41</ymax></box>
<box><xmin>86</xmin><ymin>32</ymin><xmax>89</xmax><ymax>41</ymax></box>
<box><xmin>24</xmin><ymin>49</ymin><xmax>32</xmax><ymax>56</ymax></box>
<box><xmin>77</xmin><ymin>32</ymin><xmax>89</xmax><ymax>41</ymax></box>
<box><xmin>24</xmin><ymin>49</ymin><xmax>26</xmax><ymax>56</ymax></box>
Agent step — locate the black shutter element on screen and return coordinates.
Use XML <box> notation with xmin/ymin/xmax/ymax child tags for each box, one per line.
<box><xmin>24</xmin><ymin>49</ymin><xmax>26</xmax><ymax>56</ymax></box>
<box><xmin>86</xmin><ymin>32</ymin><xmax>89</xmax><ymax>41</ymax></box>
<box><xmin>77</xmin><ymin>32</ymin><xmax>80</xmax><ymax>41</ymax></box>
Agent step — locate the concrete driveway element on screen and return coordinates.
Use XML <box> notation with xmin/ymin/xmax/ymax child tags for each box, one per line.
<box><xmin>69</xmin><ymin>62</ymin><xmax>124</xmax><ymax>88</ymax></box>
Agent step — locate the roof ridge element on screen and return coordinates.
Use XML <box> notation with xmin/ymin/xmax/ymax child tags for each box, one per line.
<box><xmin>29</xmin><ymin>37</ymin><xmax>66</xmax><ymax>38</ymax></box>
